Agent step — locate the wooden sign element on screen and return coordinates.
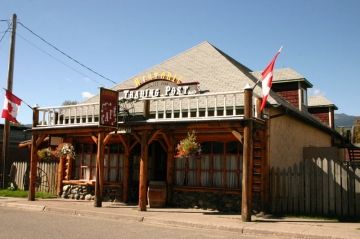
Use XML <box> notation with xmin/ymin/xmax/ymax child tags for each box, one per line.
<box><xmin>99</xmin><ymin>87</ymin><xmax>118</xmax><ymax>127</ymax></box>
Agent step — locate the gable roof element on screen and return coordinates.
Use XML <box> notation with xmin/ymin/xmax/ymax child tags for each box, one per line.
<box><xmin>85</xmin><ymin>41</ymin><xmax>277</xmax><ymax>105</ymax></box>
<box><xmin>82</xmin><ymin>41</ymin><xmax>339</xmax><ymax>136</ymax></box>
<box><xmin>251</xmin><ymin>67</ymin><xmax>313</xmax><ymax>87</ymax></box>
<box><xmin>308</xmin><ymin>95</ymin><xmax>338</xmax><ymax>109</ymax></box>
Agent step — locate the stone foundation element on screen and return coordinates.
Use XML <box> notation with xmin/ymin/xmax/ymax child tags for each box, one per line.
<box><xmin>61</xmin><ymin>185</ymin><xmax>94</xmax><ymax>200</ymax></box>
<box><xmin>171</xmin><ymin>191</ymin><xmax>241</xmax><ymax>212</ymax></box>
<box><xmin>61</xmin><ymin>184</ymin><xmax>122</xmax><ymax>202</ymax></box>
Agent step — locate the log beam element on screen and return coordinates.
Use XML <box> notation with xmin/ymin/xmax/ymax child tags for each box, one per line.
<box><xmin>232</xmin><ymin>130</ymin><xmax>243</xmax><ymax>144</ymax></box>
<box><xmin>138</xmin><ymin>131</ymin><xmax>149</xmax><ymax>211</ymax></box>
<box><xmin>57</xmin><ymin>156</ymin><xmax>65</xmax><ymax>196</ymax></box>
<box><xmin>241</xmin><ymin>87</ymin><xmax>253</xmax><ymax>222</ymax></box>
<box><xmin>94</xmin><ymin>132</ymin><xmax>105</xmax><ymax>207</ymax></box>
<box><xmin>28</xmin><ymin>135</ymin><xmax>38</xmax><ymax>201</ymax></box>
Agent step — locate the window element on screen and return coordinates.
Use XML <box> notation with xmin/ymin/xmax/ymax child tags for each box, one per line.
<box><xmin>104</xmin><ymin>144</ymin><xmax>124</xmax><ymax>182</ymax></box>
<box><xmin>301</xmin><ymin>88</ymin><xmax>308</xmax><ymax>107</ymax></box>
<box><xmin>75</xmin><ymin>143</ymin><xmax>124</xmax><ymax>182</ymax></box>
<box><xmin>175</xmin><ymin>141</ymin><xmax>242</xmax><ymax>189</ymax></box>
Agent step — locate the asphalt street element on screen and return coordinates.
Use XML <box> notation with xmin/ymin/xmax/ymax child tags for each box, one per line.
<box><xmin>0</xmin><ymin>207</ymin><xmax>266</xmax><ymax>239</ymax></box>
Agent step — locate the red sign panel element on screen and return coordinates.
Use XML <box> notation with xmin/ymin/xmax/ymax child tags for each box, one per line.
<box><xmin>99</xmin><ymin>87</ymin><xmax>118</xmax><ymax>127</ymax></box>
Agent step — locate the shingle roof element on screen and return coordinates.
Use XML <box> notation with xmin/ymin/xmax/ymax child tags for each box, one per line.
<box><xmin>308</xmin><ymin>95</ymin><xmax>337</xmax><ymax>109</ymax></box>
<box><xmin>251</xmin><ymin>68</ymin><xmax>313</xmax><ymax>87</ymax></box>
<box><xmin>81</xmin><ymin>41</ymin><xmax>337</xmax><ymax>134</ymax></box>
<box><xmin>87</xmin><ymin>42</ymin><xmax>255</xmax><ymax>101</ymax></box>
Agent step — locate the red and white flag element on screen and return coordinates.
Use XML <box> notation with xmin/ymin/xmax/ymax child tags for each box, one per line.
<box><xmin>2</xmin><ymin>90</ymin><xmax>22</xmax><ymax>123</ymax></box>
<box><xmin>260</xmin><ymin>47</ymin><xmax>282</xmax><ymax>112</ymax></box>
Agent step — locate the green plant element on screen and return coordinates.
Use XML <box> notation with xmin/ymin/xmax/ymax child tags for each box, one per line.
<box><xmin>55</xmin><ymin>143</ymin><xmax>75</xmax><ymax>158</ymax></box>
<box><xmin>37</xmin><ymin>147</ymin><xmax>54</xmax><ymax>161</ymax></box>
<box><xmin>176</xmin><ymin>130</ymin><xmax>201</xmax><ymax>158</ymax></box>
<box><xmin>0</xmin><ymin>189</ymin><xmax>56</xmax><ymax>199</ymax></box>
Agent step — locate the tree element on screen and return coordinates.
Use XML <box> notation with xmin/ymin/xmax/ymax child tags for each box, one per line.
<box><xmin>353</xmin><ymin>120</ymin><xmax>360</xmax><ymax>144</ymax></box>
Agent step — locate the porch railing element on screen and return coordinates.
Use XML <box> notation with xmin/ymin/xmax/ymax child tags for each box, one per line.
<box><xmin>35</xmin><ymin>90</ymin><xmax>254</xmax><ymax>128</ymax></box>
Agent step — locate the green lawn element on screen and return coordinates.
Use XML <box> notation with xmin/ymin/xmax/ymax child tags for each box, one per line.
<box><xmin>0</xmin><ymin>189</ymin><xmax>56</xmax><ymax>199</ymax></box>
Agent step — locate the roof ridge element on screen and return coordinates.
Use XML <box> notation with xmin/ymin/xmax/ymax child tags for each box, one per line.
<box><xmin>109</xmin><ymin>41</ymin><xmax>213</xmax><ymax>90</ymax></box>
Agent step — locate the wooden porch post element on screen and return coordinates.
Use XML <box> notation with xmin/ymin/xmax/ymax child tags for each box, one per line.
<box><xmin>56</xmin><ymin>156</ymin><xmax>65</xmax><ymax>196</ymax></box>
<box><xmin>28</xmin><ymin>135</ymin><xmax>38</xmax><ymax>201</ymax></box>
<box><xmin>94</xmin><ymin>132</ymin><xmax>105</xmax><ymax>207</ymax></box>
<box><xmin>28</xmin><ymin>108</ymin><xmax>39</xmax><ymax>201</ymax></box>
<box><xmin>242</xmin><ymin>87</ymin><xmax>253</xmax><ymax>222</ymax></box>
<box><xmin>138</xmin><ymin>131</ymin><xmax>149</xmax><ymax>211</ymax></box>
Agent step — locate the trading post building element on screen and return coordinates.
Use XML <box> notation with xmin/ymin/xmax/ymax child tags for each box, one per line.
<box><xmin>26</xmin><ymin>42</ymin><xmax>343</xmax><ymax>214</ymax></box>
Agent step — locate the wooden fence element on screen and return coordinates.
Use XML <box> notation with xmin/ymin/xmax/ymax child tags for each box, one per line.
<box><xmin>270</xmin><ymin>147</ymin><xmax>360</xmax><ymax>218</ymax></box>
<box><xmin>11</xmin><ymin>161</ymin><xmax>58</xmax><ymax>195</ymax></box>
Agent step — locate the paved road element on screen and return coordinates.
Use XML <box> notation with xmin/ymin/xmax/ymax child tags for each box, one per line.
<box><xmin>0</xmin><ymin>207</ymin><xmax>266</xmax><ymax>239</ymax></box>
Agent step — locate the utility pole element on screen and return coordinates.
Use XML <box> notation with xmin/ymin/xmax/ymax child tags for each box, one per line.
<box><xmin>1</xmin><ymin>14</ymin><xmax>17</xmax><ymax>188</ymax></box>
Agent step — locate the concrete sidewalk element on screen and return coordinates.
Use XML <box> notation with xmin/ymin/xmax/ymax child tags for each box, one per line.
<box><xmin>1</xmin><ymin>197</ymin><xmax>359</xmax><ymax>239</ymax></box>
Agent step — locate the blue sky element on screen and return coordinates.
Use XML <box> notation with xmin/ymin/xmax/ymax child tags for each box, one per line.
<box><xmin>0</xmin><ymin>0</ymin><xmax>359</xmax><ymax>124</ymax></box>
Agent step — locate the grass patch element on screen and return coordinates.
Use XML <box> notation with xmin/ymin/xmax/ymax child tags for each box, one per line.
<box><xmin>0</xmin><ymin>189</ymin><xmax>56</xmax><ymax>199</ymax></box>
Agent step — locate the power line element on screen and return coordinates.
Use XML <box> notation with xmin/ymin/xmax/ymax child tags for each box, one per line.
<box><xmin>0</xmin><ymin>23</ymin><xmax>10</xmax><ymax>44</ymax></box>
<box><xmin>17</xmin><ymin>21</ymin><xmax>117</xmax><ymax>85</ymax></box>
<box><xmin>17</xmin><ymin>32</ymin><xmax>105</xmax><ymax>87</ymax></box>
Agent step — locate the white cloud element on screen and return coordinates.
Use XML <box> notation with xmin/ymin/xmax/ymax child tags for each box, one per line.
<box><xmin>309</xmin><ymin>88</ymin><xmax>325</xmax><ymax>96</ymax></box>
<box><xmin>81</xmin><ymin>91</ymin><xmax>94</xmax><ymax>99</ymax></box>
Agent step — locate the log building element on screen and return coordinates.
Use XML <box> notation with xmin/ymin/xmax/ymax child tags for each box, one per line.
<box><xmin>27</xmin><ymin>42</ymin><xmax>342</xmax><ymax>215</ymax></box>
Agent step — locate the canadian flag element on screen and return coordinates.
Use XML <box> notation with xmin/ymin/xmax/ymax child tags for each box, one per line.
<box><xmin>260</xmin><ymin>47</ymin><xmax>282</xmax><ymax>112</ymax></box>
<box><xmin>2</xmin><ymin>90</ymin><xmax>22</xmax><ymax>123</ymax></box>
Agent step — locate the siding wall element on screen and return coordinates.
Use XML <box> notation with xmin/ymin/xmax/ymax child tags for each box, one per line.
<box><xmin>269</xmin><ymin>110</ymin><xmax>332</xmax><ymax>169</ymax></box>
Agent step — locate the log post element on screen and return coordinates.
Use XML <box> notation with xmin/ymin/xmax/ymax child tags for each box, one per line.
<box><xmin>28</xmin><ymin>135</ymin><xmax>38</xmax><ymax>201</ymax></box>
<box><xmin>28</xmin><ymin>107</ymin><xmax>39</xmax><ymax>201</ymax></box>
<box><xmin>241</xmin><ymin>87</ymin><xmax>253</xmax><ymax>222</ymax></box>
<box><xmin>143</xmin><ymin>100</ymin><xmax>150</xmax><ymax>118</ymax></box>
<box><xmin>138</xmin><ymin>131</ymin><xmax>149</xmax><ymax>211</ymax></box>
<box><xmin>56</xmin><ymin>156</ymin><xmax>65</xmax><ymax>197</ymax></box>
<box><xmin>255</xmin><ymin>97</ymin><xmax>262</xmax><ymax>118</ymax></box>
<box><xmin>94</xmin><ymin>132</ymin><xmax>105</xmax><ymax>207</ymax></box>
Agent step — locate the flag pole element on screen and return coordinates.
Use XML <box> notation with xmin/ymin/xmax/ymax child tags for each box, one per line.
<box><xmin>2</xmin><ymin>14</ymin><xmax>16</xmax><ymax>188</ymax></box>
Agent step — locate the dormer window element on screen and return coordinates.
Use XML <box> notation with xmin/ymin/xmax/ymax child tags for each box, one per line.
<box><xmin>300</xmin><ymin>87</ymin><xmax>308</xmax><ymax>109</ymax></box>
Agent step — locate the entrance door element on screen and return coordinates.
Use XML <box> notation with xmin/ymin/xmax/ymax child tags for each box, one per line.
<box><xmin>149</xmin><ymin>141</ymin><xmax>167</xmax><ymax>181</ymax></box>
<box><xmin>128</xmin><ymin>144</ymin><xmax>140</xmax><ymax>203</ymax></box>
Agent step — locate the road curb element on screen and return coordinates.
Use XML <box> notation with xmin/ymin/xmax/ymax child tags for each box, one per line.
<box><xmin>1</xmin><ymin>202</ymin><xmax>356</xmax><ymax>239</ymax></box>
<box><xmin>44</xmin><ymin>206</ymin><xmax>144</xmax><ymax>222</ymax></box>
<box><xmin>143</xmin><ymin>217</ymin><xmax>348</xmax><ymax>239</ymax></box>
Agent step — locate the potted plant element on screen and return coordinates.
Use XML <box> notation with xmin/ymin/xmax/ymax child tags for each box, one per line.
<box><xmin>56</xmin><ymin>143</ymin><xmax>76</xmax><ymax>160</ymax></box>
<box><xmin>176</xmin><ymin>130</ymin><xmax>201</xmax><ymax>159</ymax></box>
<box><xmin>37</xmin><ymin>147</ymin><xmax>55</xmax><ymax>161</ymax></box>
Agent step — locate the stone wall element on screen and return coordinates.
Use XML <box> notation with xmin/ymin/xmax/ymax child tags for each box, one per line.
<box><xmin>171</xmin><ymin>191</ymin><xmax>241</xmax><ymax>212</ymax></box>
<box><xmin>61</xmin><ymin>184</ymin><xmax>122</xmax><ymax>201</ymax></box>
<box><xmin>61</xmin><ymin>185</ymin><xmax>94</xmax><ymax>200</ymax></box>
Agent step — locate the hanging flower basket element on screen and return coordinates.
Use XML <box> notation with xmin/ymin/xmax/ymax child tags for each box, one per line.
<box><xmin>37</xmin><ymin>147</ymin><xmax>56</xmax><ymax>161</ymax></box>
<box><xmin>55</xmin><ymin>143</ymin><xmax>76</xmax><ymax>159</ymax></box>
<box><xmin>176</xmin><ymin>130</ymin><xmax>201</xmax><ymax>159</ymax></box>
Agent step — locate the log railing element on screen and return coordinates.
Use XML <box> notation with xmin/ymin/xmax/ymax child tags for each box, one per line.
<box><xmin>34</xmin><ymin>91</ymin><xmax>254</xmax><ymax>128</ymax></box>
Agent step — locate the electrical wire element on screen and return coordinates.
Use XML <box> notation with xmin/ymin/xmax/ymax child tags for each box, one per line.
<box><xmin>0</xmin><ymin>23</ymin><xmax>10</xmax><ymax>44</ymax></box>
<box><xmin>17</xmin><ymin>32</ymin><xmax>105</xmax><ymax>87</ymax></box>
<box><xmin>17</xmin><ymin>21</ymin><xmax>117</xmax><ymax>85</ymax></box>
